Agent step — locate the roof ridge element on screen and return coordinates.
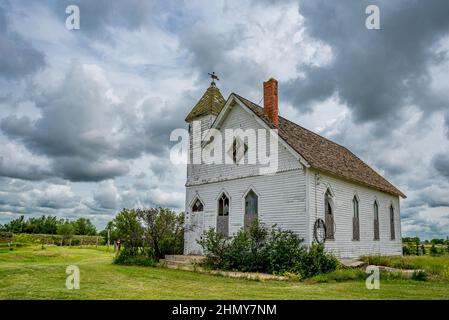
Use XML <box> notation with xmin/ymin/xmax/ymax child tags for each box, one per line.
<box><xmin>233</xmin><ymin>93</ymin><xmax>351</xmax><ymax>150</ymax></box>
<box><xmin>232</xmin><ymin>93</ymin><xmax>405</xmax><ymax>198</ymax></box>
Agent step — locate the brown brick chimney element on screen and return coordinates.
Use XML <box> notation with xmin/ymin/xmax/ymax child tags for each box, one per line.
<box><xmin>263</xmin><ymin>78</ymin><xmax>279</xmax><ymax>126</ymax></box>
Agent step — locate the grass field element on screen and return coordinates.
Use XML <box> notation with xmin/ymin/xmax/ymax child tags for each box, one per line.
<box><xmin>1</xmin><ymin>246</ymin><xmax>449</xmax><ymax>300</ymax></box>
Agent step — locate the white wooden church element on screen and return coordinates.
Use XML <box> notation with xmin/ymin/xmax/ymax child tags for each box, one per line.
<box><xmin>184</xmin><ymin>77</ymin><xmax>405</xmax><ymax>258</ymax></box>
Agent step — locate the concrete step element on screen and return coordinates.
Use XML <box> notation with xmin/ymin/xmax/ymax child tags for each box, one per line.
<box><xmin>165</xmin><ymin>254</ymin><xmax>205</xmax><ymax>260</ymax></box>
<box><xmin>166</xmin><ymin>260</ymin><xmax>197</xmax><ymax>266</ymax></box>
<box><xmin>164</xmin><ymin>259</ymin><xmax>202</xmax><ymax>264</ymax></box>
<box><xmin>339</xmin><ymin>259</ymin><xmax>365</xmax><ymax>268</ymax></box>
<box><xmin>162</xmin><ymin>254</ymin><xmax>205</xmax><ymax>270</ymax></box>
<box><xmin>164</xmin><ymin>255</ymin><xmax>205</xmax><ymax>263</ymax></box>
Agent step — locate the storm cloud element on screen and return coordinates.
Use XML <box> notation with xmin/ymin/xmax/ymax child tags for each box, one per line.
<box><xmin>284</xmin><ymin>0</ymin><xmax>449</xmax><ymax>131</ymax></box>
<box><xmin>433</xmin><ymin>153</ymin><xmax>449</xmax><ymax>180</ymax></box>
<box><xmin>0</xmin><ymin>1</ymin><xmax>45</xmax><ymax>79</ymax></box>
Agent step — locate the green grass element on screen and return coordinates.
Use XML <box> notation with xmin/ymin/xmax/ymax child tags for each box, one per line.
<box><xmin>1</xmin><ymin>246</ymin><xmax>449</xmax><ymax>299</ymax></box>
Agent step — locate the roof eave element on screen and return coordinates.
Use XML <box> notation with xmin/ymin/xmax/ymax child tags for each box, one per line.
<box><xmin>311</xmin><ymin>167</ymin><xmax>406</xmax><ymax>199</ymax></box>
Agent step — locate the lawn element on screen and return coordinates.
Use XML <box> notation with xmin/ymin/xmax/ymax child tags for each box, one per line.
<box><xmin>0</xmin><ymin>246</ymin><xmax>449</xmax><ymax>300</ymax></box>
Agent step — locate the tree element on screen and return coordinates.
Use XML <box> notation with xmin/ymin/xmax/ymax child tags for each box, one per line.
<box><xmin>114</xmin><ymin>209</ymin><xmax>144</xmax><ymax>255</ymax></box>
<box><xmin>57</xmin><ymin>221</ymin><xmax>75</xmax><ymax>245</ymax></box>
<box><xmin>137</xmin><ymin>208</ymin><xmax>185</xmax><ymax>259</ymax></box>
<box><xmin>421</xmin><ymin>244</ymin><xmax>426</xmax><ymax>255</ymax></box>
<box><xmin>430</xmin><ymin>243</ymin><xmax>439</xmax><ymax>255</ymax></box>
<box><xmin>403</xmin><ymin>236</ymin><xmax>420</xmax><ymax>244</ymax></box>
<box><xmin>431</xmin><ymin>238</ymin><xmax>445</xmax><ymax>245</ymax></box>
<box><xmin>99</xmin><ymin>221</ymin><xmax>119</xmax><ymax>244</ymax></box>
<box><xmin>73</xmin><ymin>218</ymin><xmax>96</xmax><ymax>235</ymax></box>
<box><xmin>43</xmin><ymin>216</ymin><xmax>59</xmax><ymax>234</ymax></box>
<box><xmin>2</xmin><ymin>215</ymin><xmax>60</xmax><ymax>234</ymax></box>
<box><xmin>2</xmin><ymin>216</ymin><xmax>27</xmax><ymax>233</ymax></box>
<box><xmin>26</xmin><ymin>215</ymin><xmax>59</xmax><ymax>234</ymax></box>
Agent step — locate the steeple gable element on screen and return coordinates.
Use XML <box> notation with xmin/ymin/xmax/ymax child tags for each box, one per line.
<box><xmin>185</xmin><ymin>83</ymin><xmax>225</xmax><ymax>122</ymax></box>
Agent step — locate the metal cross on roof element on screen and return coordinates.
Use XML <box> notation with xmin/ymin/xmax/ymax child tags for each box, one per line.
<box><xmin>208</xmin><ymin>71</ymin><xmax>219</xmax><ymax>86</ymax></box>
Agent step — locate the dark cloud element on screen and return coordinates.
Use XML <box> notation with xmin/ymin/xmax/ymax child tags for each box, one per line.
<box><xmin>49</xmin><ymin>0</ymin><xmax>159</xmax><ymax>38</ymax></box>
<box><xmin>0</xmin><ymin>155</ymin><xmax>52</xmax><ymax>181</ymax></box>
<box><xmin>0</xmin><ymin>116</ymin><xmax>34</xmax><ymax>139</ymax></box>
<box><xmin>52</xmin><ymin>157</ymin><xmax>129</xmax><ymax>182</ymax></box>
<box><xmin>0</xmin><ymin>1</ymin><xmax>45</xmax><ymax>79</ymax></box>
<box><xmin>179</xmin><ymin>23</ymin><xmax>268</xmax><ymax>95</ymax></box>
<box><xmin>284</xmin><ymin>0</ymin><xmax>449</xmax><ymax>131</ymax></box>
<box><xmin>0</xmin><ymin>64</ymin><xmax>129</xmax><ymax>182</ymax></box>
<box><xmin>0</xmin><ymin>62</ymin><xmax>187</xmax><ymax>182</ymax></box>
<box><xmin>406</xmin><ymin>185</ymin><xmax>449</xmax><ymax>209</ymax></box>
<box><xmin>115</xmin><ymin>96</ymin><xmax>186</xmax><ymax>159</ymax></box>
<box><xmin>375</xmin><ymin>157</ymin><xmax>407</xmax><ymax>177</ymax></box>
<box><xmin>433</xmin><ymin>152</ymin><xmax>449</xmax><ymax>179</ymax></box>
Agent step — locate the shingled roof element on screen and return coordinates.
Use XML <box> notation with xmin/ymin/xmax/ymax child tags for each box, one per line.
<box><xmin>233</xmin><ymin>94</ymin><xmax>406</xmax><ymax>198</ymax></box>
<box><xmin>185</xmin><ymin>84</ymin><xmax>226</xmax><ymax>122</ymax></box>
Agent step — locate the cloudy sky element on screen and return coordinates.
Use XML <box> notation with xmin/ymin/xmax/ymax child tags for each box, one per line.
<box><xmin>1</xmin><ymin>0</ymin><xmax>449</xmax><ymax>239</ymax></box>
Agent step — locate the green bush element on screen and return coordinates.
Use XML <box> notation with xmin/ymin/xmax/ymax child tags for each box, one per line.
<box><xmin>220</xmin><ymin>220</ymin><xmax>270</xmax><ymax>272</ymax></box>
<box><xmin>113</xmin><ymin>249</ymin><xmax>156</xmax><ymax>267</ymax></box>
<box><xmin>197</xmin><ymin>228</ymin><xmax>229</xmax><ymax>269</ymax></box>
<box><xmin>221</xmin><ymin>228</ymin><xmax>251</xmax><ymax>271</ymax></box>
<box><xmin>265</xmin><ymin>227</ymin><xmax>305</xmax><ymax>274</ymax></box>
<box><xmin>198</xmin><ymin>220</ymin><xmax>338</xmax><ymax>278</ymax></box>
<box><xmin>295</xmin><ymin>244</ymin><xmax>339</xmax><ymax>278</ymax></box>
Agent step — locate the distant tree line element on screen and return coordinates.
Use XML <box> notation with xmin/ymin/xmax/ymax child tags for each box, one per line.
<box><xmin>402</xmin><ymin>236</ymin><xmax>449</xmax><ymax>256</ymax></box>
<box><xmin>0</xmin><ymin>215</ymin><xmax>97</xmax><ymax>236</ymax></box>
<box><xmin>403</xmin><ymin>236</ymin><xmax>449</xmax><ymax>245</ymax></box>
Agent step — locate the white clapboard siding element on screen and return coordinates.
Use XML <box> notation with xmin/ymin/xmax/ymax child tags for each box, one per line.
<box><xmin>187</xmin><ymin>103</ymin><xmax>300</xmax><ymax>186</ymax></box>
<box><xmin>306</xmin><ymin>168</ymin><xmax>402</xmax><ymax>258</ymax></box>
<box><xmin>185</xmin><ymin>169</ymin><xmax>307</xmax><ymax>250</ymax></box>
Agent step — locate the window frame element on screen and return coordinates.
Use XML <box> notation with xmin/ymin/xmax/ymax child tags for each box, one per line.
<box><xmin>324</xmin><ymin>189</ymin><xmax>335</xmax><ymax>240</ymax></box>
<box><xmin>373</xmin><ymin>200</ymin><xmax>380</xmax><ymax>240</ymax></box>
<box><xmin>218</xmin><ymin>193</ymin><xmax>230</xmax><ymax>217</ymax></box>
<box><xmin>390</xmin><ymin>204</ymin><xmax>395</xmax><ymax>240</ymax></box>
<box><xmin>244</xmin><ymin>189</ymin><xmax>258</xmax><ymax>216</ymax></box>
<box><xmin>191</xmin><ymin>198</ymin><xmax>204</xmax><ymax>213</ymax></box>
<box><xmin>228</xmin><ymin>137</ymin><xmax>248</xmax><ymax>164</ymax></box>
<box><xmin>352</xmin><ymin>195</ymin><xmax>360</xmax><ymax>241</ymax></box>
